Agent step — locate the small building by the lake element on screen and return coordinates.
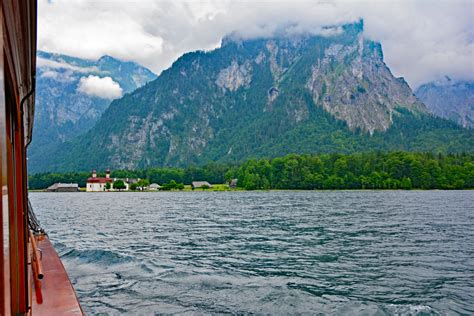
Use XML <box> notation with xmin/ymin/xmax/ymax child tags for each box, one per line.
<box><xmin>149</xmin><ymin>183</ymin><xmax>161</xmax><ymax>190</ymax></box>
<box><xmin>86</xmin><ymin>169</ymin><xmax>113</xmax><ymax>192</ymax></box>
<box><xmin>46</xmin><ymin>183</ymin><xmax>79</xmax><ymax>192</ymax></box>
<box><xmin>192</xmin><ymin>181</ymin><xmax>212</xmax><ymax>189</ymax></box>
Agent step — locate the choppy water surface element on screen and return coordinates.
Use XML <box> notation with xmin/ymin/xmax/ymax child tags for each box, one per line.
<box><xmin>29</xmin><ymin>191</ymin><xmax>474</xmax><ymax>315</ymax></box>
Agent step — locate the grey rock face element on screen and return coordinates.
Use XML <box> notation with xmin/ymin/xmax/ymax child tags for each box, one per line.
<box><xmin>306</xmin><ymin>37</ymin><xmax>426</xmax><ymax>134</ymax></box>
<box><xmin>415</xmin><ymin>77</ymin><xmax>474</xmax><ymax>128</ymax></box>
<box><xmin>216</xmin><ymin>60</ymin><xmax>252</xmax><ymax>91</ymax></box>
<box><xmin>29</xmin><ymin>51</ymin><xmax>156</xmax><ymax>168</ymax></box>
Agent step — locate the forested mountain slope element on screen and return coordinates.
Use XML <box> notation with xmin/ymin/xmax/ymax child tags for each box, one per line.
<box><xmin>30</xmin><ymin>21</ymin><xmax>474</xmax><ymax>173</ymax></box>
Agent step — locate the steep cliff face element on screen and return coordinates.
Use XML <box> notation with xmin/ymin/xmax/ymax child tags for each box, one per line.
<box><xmin>30</xmin><ymin>21</ymin><xmax>473</xmax><ymax>173</ymax></box>
<box><xmin>28</xmin><ymin>51</ymin><xmax>156</xmax><ymax>168</ymax></box>
<box><xmin>306</xmin><ymin>39</ymin><xmax>425</xmax><ymax>134</ymax></box>
<box><xmin>415</xmin><ymin>77</ymin><xmax>474</xmax><ymax>128</ymax></box>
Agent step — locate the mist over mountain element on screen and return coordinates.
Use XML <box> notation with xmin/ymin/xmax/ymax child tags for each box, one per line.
<box><xmin>29</xmin><ymin>22</ymin><xmax>473</xmax><ymax>173</ymax></box>
<box><xmin>28</xmin><ymin>51</ymin><xmax>156</xmax><ymax>170</ymax></box>
<box><xmin>415</xmin><ymin>77</ymin><xmax>474</xmax><ymax>129</ymax></box>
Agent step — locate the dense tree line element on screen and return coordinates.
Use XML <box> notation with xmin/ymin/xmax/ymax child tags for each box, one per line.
<box><xmin>28</xmin><ymin>152</ymin><xmax>473</xmax><ymax>190</ymax></box>
<box><xmin>230</xmin><ymin>152</ymin><xmax>474</xmax><ymax>190</ymax></box>
<box><xmin>28</xmin><ymin>171</ymin><xmax>91</xmax><ymax>189</ymax></box>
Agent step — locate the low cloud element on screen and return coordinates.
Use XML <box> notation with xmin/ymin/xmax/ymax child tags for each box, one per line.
<box><xmin>37</xmin><ymin>57</ymin><xmax>100</xmax><ymax>74</ymax></box>
<box><xmin>40</xmin><ymin>69</ymin><xmax>76</xmax><ymax>82</ymax></box>
<box><xmin>77</xmin><ymin>75</ymin><xmax>123</xmax><ymax>99</ymax></box>
<box><xmin>38</xmin><ymin>0</ymin><xmax>474</xmax><ymax>88</ymax></box>
<box><xmin>40</xmin><ymin>70</ymin><xmax>59</xmax><ymax>79</ymax></box>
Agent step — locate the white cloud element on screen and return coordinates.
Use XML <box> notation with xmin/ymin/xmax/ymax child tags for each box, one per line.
<box><xmin>37</xmin><ymin>57</ymin><xmax>100</xmax><ymax>73</ymax></box>
<box><xmin>77</xmin><ymin>75</ymin><xmax>123</xmax><ymax>99</ymax></box>
<box><xmin>40</xmin><ymin>69</ymin><xmax>60</xmax><ymax>79</ymax></box>
<box><xmin>38</xmin><ymin>0</ymin><xmax>474</xmax><ymax>88</ymax></box>
<box><xmin>40</xmin><ymin>69</ymin><xmax>76</xmax><ymax>82</ymax></box>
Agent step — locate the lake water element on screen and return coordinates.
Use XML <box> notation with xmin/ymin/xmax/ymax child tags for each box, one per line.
<box><xmin>29</xmin><ymin>191</ymin><xmax>474</xmax><ymax>315</ymax></box>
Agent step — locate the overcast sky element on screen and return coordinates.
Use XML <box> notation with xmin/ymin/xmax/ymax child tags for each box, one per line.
<box><xmin>38</xmin><ymin>0</ymin><xmax>474</xmax><ymax>88</ymax></box>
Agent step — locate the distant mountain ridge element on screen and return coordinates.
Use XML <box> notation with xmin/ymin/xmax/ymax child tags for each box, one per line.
<box><xmin>29</xmin><ymin>21</ymin><xmax>474</xmax><ymax>173</ymax></box>
<box><xmin>415</xmin><ymin>77</ymin><xmax>474</xmax><ymax>128</ymax></box>
<box><xmin>28</xmin><ymin>51</ymin><xmax>156</xmax><ymax>170</ymax></box>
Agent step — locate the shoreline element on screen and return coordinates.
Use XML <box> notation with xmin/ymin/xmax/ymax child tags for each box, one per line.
<box><xmin>28</xmin><ymin>188</ymin><xmax>473</xmax><ymax>193</ymax></box>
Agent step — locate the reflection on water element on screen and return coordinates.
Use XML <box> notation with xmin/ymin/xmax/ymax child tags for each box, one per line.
<box><xmin>30</xmin><ymin>191</ymin><xmax>474</xmax><ymax>314</ymax></box>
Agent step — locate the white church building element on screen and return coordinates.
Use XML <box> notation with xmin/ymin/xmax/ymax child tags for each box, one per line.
<box><xmin>86</xmin><ymin>169</ymin><xmax>113</xmax><ymax>192</ymax></box>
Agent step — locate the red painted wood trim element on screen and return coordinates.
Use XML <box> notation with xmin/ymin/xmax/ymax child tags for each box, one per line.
<box><xmin>31</xmin><ymin>236</ymin><xmax>83</xmax><ymax>315</ymax></box>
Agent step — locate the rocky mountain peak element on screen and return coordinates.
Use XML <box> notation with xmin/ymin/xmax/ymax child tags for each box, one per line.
<box><xmin>30</xmin><ymin>22</ymin><xmax>472</xmax><ymax>173</ymax></box>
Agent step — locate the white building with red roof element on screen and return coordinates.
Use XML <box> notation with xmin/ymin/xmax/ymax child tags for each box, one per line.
<box><xmin>86</xmin><ymin>169</ymin><xmax>113</xmax><ymax>192</ymax></box>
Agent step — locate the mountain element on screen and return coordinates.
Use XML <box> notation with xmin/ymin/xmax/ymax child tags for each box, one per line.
<box><xmin>29</xmin><ymin>21</ymin><xmax>474</xmax><ymax>173</ymax></box>
<box><xmin>28</xmin><ymin>51</ymin><xmax>156</xmax><ymax>169</ymax></box>
<box><xmin>415</xmin><ymin>77</ymin><xmax>474</xmax><ymax>128</ymax></box>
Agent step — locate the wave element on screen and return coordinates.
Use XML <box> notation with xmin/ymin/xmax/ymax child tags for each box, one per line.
<box><xmin>61</xmin><ymin>248</ymin><xmax>133</xmax><ymax>265</ymax></box>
